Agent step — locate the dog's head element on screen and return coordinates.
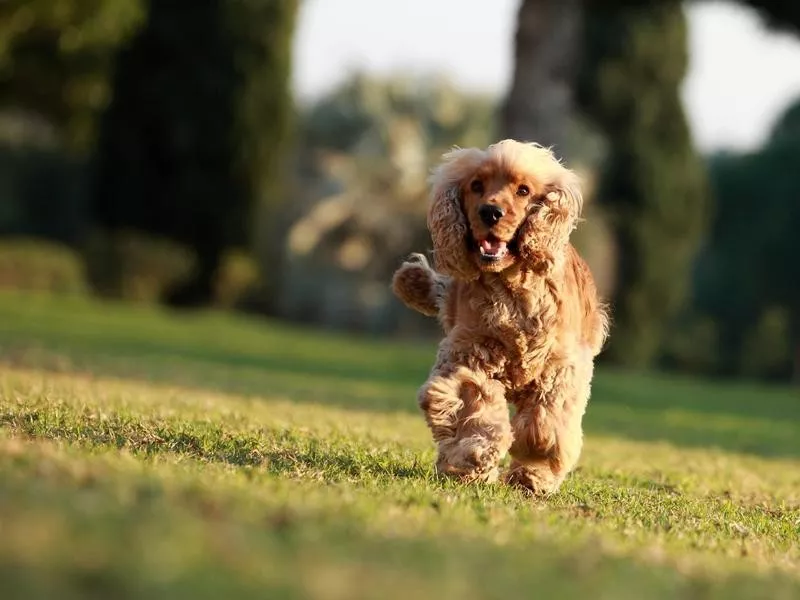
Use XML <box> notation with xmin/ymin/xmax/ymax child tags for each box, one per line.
<box><xmin>427</xmin><ymin>139</ymin><xmax>583</xmax><ymax>280</ymax></box>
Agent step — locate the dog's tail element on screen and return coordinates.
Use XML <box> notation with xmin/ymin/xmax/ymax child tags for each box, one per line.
<box><xmin>391</xmin><ymin>253</ymin><xmax>450</xmax><ymax>317</ymax></box>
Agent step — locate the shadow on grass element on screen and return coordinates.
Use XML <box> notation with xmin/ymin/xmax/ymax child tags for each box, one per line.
<box><xmin>2</xmin><ymin>339</ymin><xmax>799</xmax><ymax>461</ymax></box>
<box><xmin>0</xmin><ymin>340</ymin><xmax>425</xmax><ymax>413</ymax></box>
<box><xmin>585</xmin><ymin>371</ymin><xmax>800</xmax><ymax>460</ymax></box>
<box><xmin>2</xmin><ymin>332</ymin><xmax>434</xmax><ymax>389</ymax></box>
<box><xmin>1</xmin><ymin>407</ymin><xmax>429</xmax><ymax>483</ymax></box>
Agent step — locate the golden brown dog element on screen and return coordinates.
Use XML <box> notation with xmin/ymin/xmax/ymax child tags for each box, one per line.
<box><xmin>392</xmin><ymin>139</ymin><xmax>609</xmax><ymax>496</ymax></box>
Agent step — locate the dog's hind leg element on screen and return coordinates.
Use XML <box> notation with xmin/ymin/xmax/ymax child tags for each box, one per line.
<box><xmin>418</xmin><ymin>366</ymin><xmax>512</xmax><ymax>483</ymax></box>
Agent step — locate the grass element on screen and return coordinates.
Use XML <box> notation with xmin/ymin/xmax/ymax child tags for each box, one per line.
<box><xmin>0</xmin><ymin>291</ymin><xmax>798</xmax><ymax>599</ymax></box>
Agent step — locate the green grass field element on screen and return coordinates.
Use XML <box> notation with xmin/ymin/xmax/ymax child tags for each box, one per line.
<box><xmin>0</xmin><ymin>291</ymin><xmax>798</xmax><ymax>599</ymax></box>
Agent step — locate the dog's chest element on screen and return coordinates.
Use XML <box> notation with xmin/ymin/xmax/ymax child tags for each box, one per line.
<box><xmin>467</xmin><ymin>281</ymin><xmax>554</xmax><ymax>385</ymax></box>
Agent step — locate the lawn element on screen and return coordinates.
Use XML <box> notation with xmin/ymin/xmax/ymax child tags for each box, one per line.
<box><xmin>0</xmin><ymin>291</ymin><xmax>798</xmax><ymax>599</ymax></box>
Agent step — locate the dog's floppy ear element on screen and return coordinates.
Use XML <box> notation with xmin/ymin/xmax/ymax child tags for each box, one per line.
<box><xmin>517</xmin><ymin>167</ymin><xmax>583</xmax><ymax>274</ymax></box>
<box><xmin>427</xmin><ymin>147</ymin><xmax>485</xmax><ymax>280</ymax></box>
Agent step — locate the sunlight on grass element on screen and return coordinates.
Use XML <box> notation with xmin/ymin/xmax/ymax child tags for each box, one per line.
<box><xmin>0</xmin><ymin>292</ymin><xmax>799</xmax><ymax>599</ymax></box>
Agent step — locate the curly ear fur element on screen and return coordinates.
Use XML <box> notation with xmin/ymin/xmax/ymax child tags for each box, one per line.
<box><xmin>427</xmin><ymin>148</ymin><xmax>485</xmax><ymax>280</ymax></box>
<box><xmin>517</xmin><ymin>167</ymin><xmax>583</xmax><ymax>274</ymax></box>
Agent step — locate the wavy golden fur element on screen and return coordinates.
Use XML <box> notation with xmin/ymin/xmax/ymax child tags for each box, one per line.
<box><xmin>392</xmin><ymin>139</ymin><xmax>609</xmax><ymax>495</ymax></box>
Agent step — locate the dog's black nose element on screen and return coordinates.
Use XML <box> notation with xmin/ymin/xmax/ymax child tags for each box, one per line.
<box><xmin>478</xmin><ymin>204</ymin><xmax>504</xmax><ymax>226</ymax></box>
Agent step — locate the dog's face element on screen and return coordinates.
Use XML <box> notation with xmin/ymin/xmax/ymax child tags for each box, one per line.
<box><xmin>461</xmin><ymin>160</ymin><xmax>541</xmax><ymax>272</ymax></box>
<box><xmin>427</xmin><ymin>140</ymin><xmax>583</xmax><ymax>280</ymax></box>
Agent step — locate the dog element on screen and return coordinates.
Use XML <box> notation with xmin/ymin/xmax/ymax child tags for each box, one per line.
<box><xmin>392</xmin><ymin>139</ymin><xmax>609</xmax><ymax>496</ymax></box>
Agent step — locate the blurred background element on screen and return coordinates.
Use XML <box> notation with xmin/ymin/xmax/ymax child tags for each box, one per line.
<box><xmin>0</xmin><ymin>0</ymin><xmax>798</xmax><ymax>384</ymax></box>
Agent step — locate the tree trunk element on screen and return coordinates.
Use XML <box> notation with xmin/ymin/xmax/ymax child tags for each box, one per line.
<box><xmin>500</xmin><ymin>0</ymin><xmax>582</xmax><ymax>156</ymax></box>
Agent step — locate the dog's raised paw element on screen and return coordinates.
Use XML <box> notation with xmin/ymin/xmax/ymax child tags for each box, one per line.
<box><xmin>405</xmin><ymin>253</ymin><xmax>430</xmax><ymax>268</ymax></box>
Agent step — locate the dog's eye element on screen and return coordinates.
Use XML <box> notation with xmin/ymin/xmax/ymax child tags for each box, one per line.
<box><xmin>516</xmin><ymin>184</ymin><xmax>530</xmax><ymax>197</ymax></box>
<box><xmin>470</xmin><ymin>180</ymin><xmax>484</xmax><ymax>194</ymax></box>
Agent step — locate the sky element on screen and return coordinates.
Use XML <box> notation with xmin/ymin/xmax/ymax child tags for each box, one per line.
<box><xmin>291</xmin><ymin>0</ymin><xmax>800</xmax><ymax>153</ymax></box>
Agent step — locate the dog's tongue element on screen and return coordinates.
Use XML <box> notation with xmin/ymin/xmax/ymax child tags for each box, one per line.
<box><xmin>480</xmin><ymin>238</ymin><xmax>507</xmax><ymax>256</ymax></box>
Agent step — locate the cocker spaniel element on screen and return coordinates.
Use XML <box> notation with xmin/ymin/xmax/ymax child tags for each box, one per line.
<box><xmin>392</xmin><ymin>139</ymin><xmax>609</xmax><ymax>496</ymax></box>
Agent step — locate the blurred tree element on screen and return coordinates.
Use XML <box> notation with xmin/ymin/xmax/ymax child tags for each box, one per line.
<box><xmin>500</xmin><ymin>0</ymin><xmax>581</xmax><ymax>154</ymax></box>
<box><xmin>500</xmin><ymin>0</ymin><xmax>618</xmax><ymax>307</ymax></box>
<box><xmin>302</xmin><ymin>74</ymin><xmax>495</xmax><ymax>156</ymax></box>
<box><xmin>765</xmin><ymin>104</ymin><xmax>800</xmax><ymax>379</ymax></box>
<box><xmin>739</xmin><ymin>0</ymin><xmax>800</xmax><ymax>33</ymax></box>
<box><xmin>92</xmin><ymin>0</ymin><xmax>297</xmax><ymax>306</ymax></box>
<box><xmin>685</xmin><ymin>151</ymin><xmax>760</xmax><ymax>376</ymax></box>
<box><xmin>0</xmin><ymin>0</ymin><xmax>144</xmax><ymax>152</ymax></box>
<box><xmin>577</xmin><ymin>1</ymin><xmax>710</xmax><ymax>368</ymax></box>
<box><xmin>0</xmin><ymin>1</ymin><xmax>143</xmax><ymax>246</ymax></box>
<box><xmin>694</xmin><ymin>97</ymin><xmax>800</xmax><ymax>381</ymax></box>
<box><xmin>280</xmin><ymin>74</ymin><xmax>495</xmax><ymax>332</ymax></box>
<box><xmin>0</xmin><ymin>146</ymin><xmax>87</xmax><ymax>244</ymax></box>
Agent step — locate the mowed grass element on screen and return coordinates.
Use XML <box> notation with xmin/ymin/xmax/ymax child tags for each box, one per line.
<box><xmin>0</xmin><ymin>292</ymin><xmax>798</xmax><ymax>599</ymax></box>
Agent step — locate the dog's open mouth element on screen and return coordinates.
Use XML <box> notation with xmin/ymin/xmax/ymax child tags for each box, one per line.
<box><xmin>474</xmin><ymin>234</ymin><xmax>518</xmax><ymax>263</ymax></box>
<box><xmin>478</xmin><ymin>237</ymin><xmax>508</xmax><ymax>261</ymax></box>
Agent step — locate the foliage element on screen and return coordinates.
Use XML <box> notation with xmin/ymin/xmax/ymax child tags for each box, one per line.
<box><xmin>769</xmin><ymin>97</ymin><xmax>800</xmax><ymax>144</ymax></box>
<box><xmin>578</xmin><ymin>1</ymin><xmax>710</xmax><ymax>369</ymax></box>
<box><xmin>691</xmin><ymin>97</ymin><xmax>800</xmax><ymax>381</ymax></box>
<box><xmin>84</xmin><ymin>230</ymin><xmax>195</xmax><ymax>303</ymax></box>
<box><xmin>0</xmin><ymin>238</ymin><xmax>86</xmax><ymax>295</ymax></box>
<box><xmin>0</xmin><ymin>145</ymin><xmax>88</xmax><ymax>245</ymax></box>
<box><xmin>302</xmin><ymin>74</ymin><xmax>495</xmax><ymax>154</ymax></box>
<box><xmin>92</xmin><ymin>0</ymin><xmax>298</xmax><ymax>306</ymax></box>
<box><xmin>659</xmin><ymin>312</ymin><xmax>721</xmax><ymax>376</ymax></box>
<box><xmin>739</xmin><ymin>0</ymin><xmax>800</xmax><ymax>34</ymax></box>
<box><xmin>0</xmin><ymin>0</ymin><xmax>144</xmax><ymax>152</ymax></box>
<box><xmin>0</xmin><ymin>293</ymin><xmax>798</xmax><ymax>598</ymax></box>
<box><xmin>213</xmin><ymin>249</ymin><xmax>261</xmax><ymax>310</ymax></box>
<box><xmin>83</xmin><ymin>235</ymin><xmax>261</xmax><ymax>307</ymax></box>
<box><xmin>739</xmin><ymin>307</ymin><xmax>793</xmax><ymax>380</ymax></box>
<box><xmin>278</xmin><ymin>75</ymin><xmax>496</xmax><ymax>332</ymax></box>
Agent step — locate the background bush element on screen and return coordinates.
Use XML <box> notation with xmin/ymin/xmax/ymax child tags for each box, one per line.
<box><xmin>0</xmin><ymin>237</ymin><xmax>87</xmax><ymax>295</ymax></box>
<box><xmin>84</xmin><ymin>230</ymin><xmax>195</xmax><ymax>304</ymax></box>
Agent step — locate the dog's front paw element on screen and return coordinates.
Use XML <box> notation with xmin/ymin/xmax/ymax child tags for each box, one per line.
<box><xmin>436</xmin><ymin>436</ymin><xmax>504</xmax><ymax>484</ymax></box>
<box><xmin>392</xmin><ymin>254</ymin><xmax>439</xmax><ymax>316</ymax></box>
<box><xmin>503</xmin><ymin>463</ymin><xmax>562</xmax><ymax>497</ymax></box>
